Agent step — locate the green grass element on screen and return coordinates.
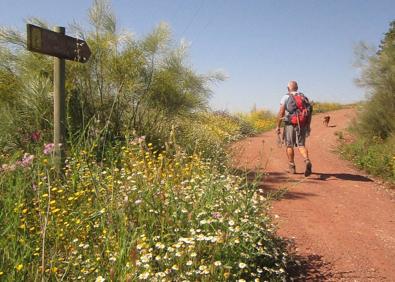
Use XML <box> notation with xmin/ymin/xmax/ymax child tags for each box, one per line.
<box><xmin>339</xmin><ymin>135</ymin><xmax>395</xmax><ymax>183</ymax></box>
<box><xmin>0</xmin><ymin>138</ymin><xmax>290</xmax><ymax>281</ymax></box>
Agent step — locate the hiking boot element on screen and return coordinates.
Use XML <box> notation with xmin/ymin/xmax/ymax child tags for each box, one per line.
<box><xmin>304</xmin><ymin>159</ymin><xmax>312</xmax><ymax>177</ymax></box>
<box><xmin>288</xmin><ymin>163</ymin><xmax>296</xmax><ymax>174</ymax></box>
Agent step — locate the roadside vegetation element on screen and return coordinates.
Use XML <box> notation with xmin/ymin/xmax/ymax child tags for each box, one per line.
<box><xmin>0</xmin><ymin>1</ymin><xmax>289</xmax><ymax>281</ymax></box>
<box><xmin>237</xmin><ymin>108</ymin><xmax>277</xmax><ymax>133</ymax></box>
<box><xmin>312</xmin><ymin>102</ymin><xmax>350</xmax><ymax>114</ymax></box>
<box><xmin>340</xmin><ymin>20</ymin><xmax>395</xmax><ymax>183</ymax></box>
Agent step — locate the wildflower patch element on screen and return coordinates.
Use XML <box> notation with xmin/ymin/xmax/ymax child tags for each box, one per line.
<box><xmin>0</xmin><ymin>139</ymin><xmax>289</xmax><ymax>281</ymax></box>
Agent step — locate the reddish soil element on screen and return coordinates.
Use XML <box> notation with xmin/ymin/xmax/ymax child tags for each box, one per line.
<box><xmin>231</xmin><ymin>109</ymin><xmax>395</xmax><ymax>281</ymax></box>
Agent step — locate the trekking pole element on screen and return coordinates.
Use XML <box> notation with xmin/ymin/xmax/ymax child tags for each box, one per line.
<box><xmin>277</xmin><ymin>128</ymin><xmax>283</xmax><ymax>148</ymax></box>
<box><xmin>296</xmin><ymin>113</ymin><xmax>301</xmax><ymax>142</ymax></box>
<box><xmin>276</xmin><ymin>117</ymin><xmax>285</xmax><ymax>148</ymax></box>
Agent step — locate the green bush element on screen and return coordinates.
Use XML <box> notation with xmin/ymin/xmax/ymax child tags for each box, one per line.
<box><xmin>0</xmin><ymin>1</ymin><xmax>224</xmax><ymax>155</ymax></box>
<box><xmin>354</xmin><ymin>20</ymin><xmax>395</xmax><ymax>140</ymax></box>
<box><xmin>340</xmin><ymin>136</ymin><xmax>395</xmax><ymax>182</ymax></box>
<box><xmin>343</xmin><ymin>20</ymin><xmax>395</xmax><ymax>181</ymax></box>
<box><xmin>237</xmin><ymin>109</ymin><xmax>276</xmax><ymax>133</ymax></box>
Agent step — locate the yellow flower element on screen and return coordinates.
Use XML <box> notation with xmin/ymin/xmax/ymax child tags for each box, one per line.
<box><xmin>52</xmin><ymin>208</ymin><xmax>60</xmax><ymax>214</ymax></box>
<box><xmin>15</xmin><ymin>264</ymin><xmax>23</xmax><ymax>271</ymax></box>
<box><xmin>0</xmin><ymin>271</ymin><xmax>4</xmax><ymax>276</ymax></box>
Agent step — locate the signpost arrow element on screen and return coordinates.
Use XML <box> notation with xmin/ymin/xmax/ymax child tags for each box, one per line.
<box><xmin>27</xmin><ymin>24</ymin><xmax>91</xmax><ymax>63</ymax></box>
<box><xmin>26</xmin><ymin>24</ymin><xmax>91</xmax><ymax>173</ymax></box>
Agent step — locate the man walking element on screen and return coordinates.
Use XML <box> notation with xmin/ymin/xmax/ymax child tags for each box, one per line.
<box><xmin>276</xmin><ymin>81</ymin><xmax>312</xmax><ymax>176</ymax></box>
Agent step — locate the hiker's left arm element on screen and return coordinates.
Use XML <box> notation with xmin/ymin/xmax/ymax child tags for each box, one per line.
<box><xmin>306</xmin><ymin>98</ymin><xmax>313</xmax><ymax>135</ymax></box>
<box><xmin>306</xmin><ymin>122</ymin><xmax>312</xmax><ymax>137</ymax></box>
<box><xmin>276</xmin><ymin>105</ymin><xmax>285</xmax><ymax>134</ymax></box>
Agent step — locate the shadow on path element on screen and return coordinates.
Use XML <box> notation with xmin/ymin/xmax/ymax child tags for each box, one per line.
<box><xmin>284</xmin><ymin>239</ymin><xmax>385</xmax><ymax>281</ymax></box>
<box><xmin>233</xmin><ymin>168</ymin><xmax>373</xmax><ymax>189</ymax></box>
<box><xmin>287</xmin><ymin>253</ymin><xmax>336</xmax><ymax>281</ymax></box>
<box><xmin>287</xmin><ymin>251</ymin><xmax>386</xmax><ymax>281</ymax></box>
<box><xmin>231</xmin><ymin>168</ymin><xmax>375</xmax><ymax>206</ymax></box>
<box><xmin>232</xmin><ymin>169</ymin><xmax>319</xmax><ymax>200</ymax></box>
<box><xmin>286</xmin><ymin>253</ymin><xmax>369</xmax><ymax>281</ymax></box>
<box><xmin>313</xmin><ymin>172</ymin><xmax>373</xmax><ymax>182</ymax></box>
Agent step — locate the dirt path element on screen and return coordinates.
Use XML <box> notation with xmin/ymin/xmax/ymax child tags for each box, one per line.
<box><xmin>231</xmin><ymin>109</ymin><xmax>395</xmax><ymax>281</ymax></box>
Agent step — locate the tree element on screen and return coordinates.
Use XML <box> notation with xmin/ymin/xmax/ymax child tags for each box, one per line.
<box><xmin>355</xmin><ymin>20</ymin><xmax>395</xmax><ymax>140</ymax></box>
<box><xmin>0</xmin><ymin>0</ymin><xmax>223</xmax><ymax>152</ymax></box>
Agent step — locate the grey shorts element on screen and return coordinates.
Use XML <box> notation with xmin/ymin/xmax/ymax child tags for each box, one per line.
<box><xmin>283</xmin><ymin>124</ymin><xmax>307</xmax><ymax>147</ymax></box>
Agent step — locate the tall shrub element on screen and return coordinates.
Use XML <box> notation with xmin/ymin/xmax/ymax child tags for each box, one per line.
<box><xmin>0</xmin><ymin>0</ymin><xmax>223</xmax><ymax>153</ymax></box>
<box><xmin>355</xmin><ymin>20</ymin><xmax>395</xmax><ymax>140</ymax></box>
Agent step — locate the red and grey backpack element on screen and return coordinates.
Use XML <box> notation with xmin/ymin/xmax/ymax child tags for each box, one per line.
<box><xmin>285</xmin><ymin>92</ymin><xmax>313</xmax><ymax>127</ymax></box>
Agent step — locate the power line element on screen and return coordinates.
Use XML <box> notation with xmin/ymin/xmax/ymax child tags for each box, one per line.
<box><xmin>180</xmin><ymin>0</ymin><xmax>205</xmax><ymax>38</ymax></box>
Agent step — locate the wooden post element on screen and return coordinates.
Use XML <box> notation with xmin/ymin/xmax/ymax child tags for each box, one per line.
<box><xmin>26</xmin><ymin>24</ymin><xmax>91</xmax><ymax>172</ymax></box>
<box><xmin>53</xmin><ymin>26</ymin><xmax>66</xmax><ymax>173</ymax></box>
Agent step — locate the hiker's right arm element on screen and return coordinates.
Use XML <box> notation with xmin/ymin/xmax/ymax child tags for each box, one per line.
<box><xmin>276</xmin><ymin>105</ymin><xmax>285</xmax><ymax>134</ymax></box>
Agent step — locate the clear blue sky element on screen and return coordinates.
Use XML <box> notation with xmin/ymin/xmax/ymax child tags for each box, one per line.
<box><xmin>1</xmin><ymin>0</ymin><xmax>394</xmax><ymax>112</ymax></box>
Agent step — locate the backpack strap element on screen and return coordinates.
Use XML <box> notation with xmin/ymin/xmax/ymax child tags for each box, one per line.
<box><xmin>286</xmin><ymin>93</ymin><xmax>298</xmax><ymax>114</ymax></box>
<box><xmin>292</xmin><ymin>92</ymin><xmax>309</xmax><ymax>108</ymax></box>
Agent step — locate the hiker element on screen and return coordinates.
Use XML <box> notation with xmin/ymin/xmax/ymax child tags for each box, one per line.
<box><xmin>275</xmin><ymin>81</ymin><xmax>313</xmax><ymax>176</ymax></box>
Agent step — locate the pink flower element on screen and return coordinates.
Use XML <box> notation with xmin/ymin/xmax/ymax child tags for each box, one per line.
<box><xmin>0</xmin><ymin>153</ymin><xmax>34</xmax><ymax>172</ymax></box>
<box><xmin>212</xmin><ymin>212</ymin><xmax>222</xmax><ymax>219</ymax></box>
<box><xmin>130</xmin><ymin>136</ymin><xmax>146</xmax><ymax>145</ymax></box>
<box><xmin>20</xmin><ymin>153</ymin><xmax>34</xmax><ymax>167</ymax></box>
<box><xmin>138</xmin><ymin>136</ymin><xmax>146</xmax><ymax>143</ymax></box>
<box><xmin>43</xmin><ymin>143</ymin><xmax>55</xmax><ymax>155</ymax></box>
<box><xmin>31</xmin><ymin>131</ymin><xmax>41</xmax><ymax>142</ymax></box>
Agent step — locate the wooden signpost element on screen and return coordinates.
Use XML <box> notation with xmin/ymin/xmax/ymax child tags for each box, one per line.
<box><xmin>26</xmin><ymin>24</ymin><xmax>91</xmax><ymax>172</ymax></box>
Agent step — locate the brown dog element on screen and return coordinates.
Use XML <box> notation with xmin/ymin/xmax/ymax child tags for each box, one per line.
<box><xmin>323</xmin><ymin>115</ymin><xmax>330</xmax><ymax>127</ymax></box>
